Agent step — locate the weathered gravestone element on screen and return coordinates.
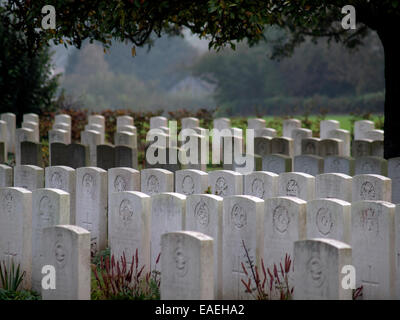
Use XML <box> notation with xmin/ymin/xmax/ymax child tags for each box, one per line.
<box><xmin>0</xmin><ymin>187</ymin><xmax>32</xmax><ymax>289</ymax></box>
<box><xmin>352</xmin><ymin>174</ymin><xmax>391</xmax><ymax>202</ymax></box>
<box><xmin>41</xmin><ymin>225</ymin><xmax>91</xmax><ymax>300</ymax></box>
<box><xmin>32</xmin><ymin>188</ymin><xmax>70</xmax><ymax>293</ymax></box>
<box><xmin>262</xmin><ymin>154</ymin><xmax>292</xmax><ymax>174</ymax></box>
<box><xmin>263</xmin><ymin>196</ymin><xmax>306</xmax><ymax>294</ymax></box>
<box><xmin>141</xmin><ymin>168</ymin><xmax>174</xmax><ymax>195</ymax></box>
<box><xmin>186</xmin><ymin>194</ymin><xmax>223</xmax><ymax>298</ymax></box>
<box><xmin>315</xmin><ymin>173</ymin><xmax>352</xmax><ymax>202</ymax></box>
<box><xmin>293</xmin><ymin>239</ymin><xmax>352</xmax><ymax>300</ymax></box>
<box><xmin>109</xmin><ymin>191</ymin><xmax>151</xmax><ymax>273</ymax></box>
<box><xmin>255</xmin><ymin>128</ymin><xmax>277</xmax><ymax>138</ymax></box>
<box><xmin>306</xmin><ymin>199</ymin><xmax>351</xmax><ymax>244</ymax></box>
<box><xmin>50</xmin><ymin>143</ymin><xmax>89</xmax><ymax>168</ymax></box>
<box><xmin>49</xmin><ymin>129</ymin><xmax>70</xmax><ymax>145</ymax></box>
<box><xmin>294</xmin><ymin>155</ymin><xmax>324</xmax><ymax>176</ymax></box>
<box><xmin>301</xmin><ymin>137</ymin><xmax>321</xmax><ymax>156</ymax></box>
<box><xmin>388</xmin><ymin>157</ymin><xmax>400</xmax><ymax>204</ymax></box>
<box><xmin>14</xmin><ymin>165</ymin><xmax>44</xmax><ymax>191</ymax></box>
<box><xmin>354</xmin><ymin>156</ymin><xmax>388</xmax><ymax>176</ymax></box>
<box><xmin>81</xmin><ymin>130</ymin><xmax>101</xmax><ymax>166</ymax></box>
<box><xmin>244</xmin><ymin>171</ymin><xmax>278</xmax><ymax>200</ymax></box>
<box><xmin>76</xmin><ymin>167</ymin><xmax>107</xmax><ymax>256</ymax></box>
<box><xmin>222</xmin><ymin>195</ymin><xmax>264</xmax><ymax>299</ymax></box>
<box><xmin>107</xmin><ymin>167</ymin><xmax>140</xmax><ymax>207</ymax></box>
<box><xmin>278</xmin><ymin>172</ymin><xmax>315</xmax><ymax>201</ymax></box>
<box><xmin>320</xmin><ymin>120</ymin><xmax>340</xmax><ymax>139</ymax></box>
<box><xmin>0</xmin><ymin>164</ymin><xmax>12</xmax><ymax>187</ymax></box>
<box><xmin>175</xmin><ymin>169</ymin><xmax>208</xmax><ymax>196</ymax></box>
<box><xmin>150</xmin><ymin>193</ymin><xmax>186</xmax><ymax>267</ymax></box>
<box><xmin>1</xmin><ymin>112</ymin><xmax>16</xmax><ymax>153</ymax></box>
<box><xmin>45</xmin><ymin>166</ymin><xmax>77</xmax><ymax>224</ymax></box>
<box><xmin>209</xmin><ymin>170</ymin><xmax>243</xmax><ymax>197</ymax></box>
<box><xmin>85</xmin><ymin>124</ymin><xmax>104</xmax><ymax>144</ymax></box>
<box><xmin>160</xmin><ymin>231</ymin><xmax>214</xmax><ymax>300</ymax></box>
<box><xmin>21</xmin><ymin>141</ymin><xmax>43</xmax><ymax>167</ymax></box>
<box><xmin>213</xmin><ymin>118</ymin><xmax>231</xmax><ymax>131</ymax></box>
<box><xmin>292</xmin><ymin>128</ymin><xmax>312</xmax><ymax>156</ymax></box>
<box><xmin>324</xmin><ymin>156</ymin><xmax>355</xmax><ymax>176</ymax></box>
<box><xmin>371</xmin><ymin>140</ymin><xmax>384</xmax><ymax>158</ymax></box>
<box><xmin>351</xmin><ymin>200</ymin><xmax>396</xmax><ymax>299</ymax></box>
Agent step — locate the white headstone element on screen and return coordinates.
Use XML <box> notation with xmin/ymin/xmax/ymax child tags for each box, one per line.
<box><xmin>114</xmin><ymin>131</ymin><xmax>137</xmax><ymax>149</ymax></box>
<box><xmin>315</xmin><ymin>173</ymin><xmax>352</xmax><ymax>202</ymax></box>
<box><xmin>293</xmin><ymin>238</ymin><xmax>352</xmax><ymax>300</ymax></box>
<box><xmin>254</xmin><ymin>136</ymin><xmax>272</xmax><ymax>157</ymax></box>
<box><xmin>116</xmin><ymin>115</ymin><xmax>134</xmax><ymax>128</ymax></box>
<box><xmin>328</xmin><ymin>129</ymin><xmax>351</xmax><ymax>157</ymax></box>
<box><xmin>213</xmin><ymin>118</ymin><xmax>231</xmax><ymax>130</ymax></box>
<box><xmin>388</xmin><ymin>157</ymin><xmax>400</xmax><ymax>204</ymax></box>
<box><xmin>352</xmin><ymin>174</ymin><xmax>391</xmax><ymax>202</ymax></box>
<box><xmin>255</xmin><ymin>127</ymin><xmax>277</xmax><ymax>138</ymax></box>
<box><xmin>278</xmin><ymin>172</ymin><xmax>315</xmax><ymax>201</ymax></box>
<box><xmin>352</xmin><ymin>139</ymin><xmax>372</xmax><ymax>158</ymax></box>
<box><xmin>186</xmin><ymin>194</ymin><xmax>223</xmax><ymax>298</ymax></box>
<box><xmin>222</xmin><ymin>195</ymin><xmax>264</xmax><ymax>299</ymax></box>
<box><xmin>55</xmin><ymin>114</ymin><xmax>72</xmax><ymax>126</ymax></box>
<box><xmin>354</xmin><ymin>156</ymin><xmax>388</xmax><ymax>176</ymax></box>
<box><xmin>41</xmin><ymin>225</ymin><xmax>91</xmax><ymax>300</ymax></box>
<box><xmin>320</xmin><ymin>138</ymin><xmax>342</xmax><ymax>157</ymax></box>
<box><xmin>117</xmin><ymin>125</ymin><xmax>137</xmax><ymax>135</ymax></box>
<box><xmin>0</xmin><ymin>187</ymin><xmax>32</xmax><ymax>289</ymax></box>
<box><xmin>271</xmin><ymin>137</ymin><xmax>294</xmax><ymax>157</ymax></box>
<box><xmin>22</xmin><ymin>121</ymin><xmax>39</xmax><ymax>143</ymax></box>
<box><xmin>76</xmin><ymin>167</ymin><xmax>108</xmax><ymax>255</ymax></box>
<box><xmin>364</xmin><ymin>129</ymin><xmax>384</xmax><ymax>141</ymax></box>
<box><xmin>1</xmin><ymin>113</ymin><xmax>16</xmax><ymax>153</ymax></box>
<box><xmin>150</xmin><ymin>192</ymin><xmax>186</xmax><ymax>267</ymax></box>
<box><xmin>306</xmin><ymin>199</ymin><xmax>351</xmax><ymax>243</ymax></box>
<box><xmin>15</xmin><ymin>128</ymin><xmax>35</xmax><ymax>165</ymax></box>
<box><xmin>45</xmin><ymin>166</ymin><xmax>76</xmax><ymax>224</ymax></box>
<box><xmin>81</xmin><ymin>130</ymin><xmax>101</xmax><ymax>166</ymax></box>
<box><xmin>108</xmin><ymin>167</ymin><xmax>140</xmax><ymax>205</ymax></box>
<box><xmin>84</xmin><ymin>124</ymin><xmax>104</xmax><ymax>144</ymax></box>
<box><xmin>354</xmin><ymin>120</ymin><xmax>375</xmax><ymax>140</ymax></box>
<box><xmin>320</xmin><ymin>120</ymin><xmax>340</xmax><ymax>139</ymax></box>
<box><xmin>88</xmin><ymin>114</ymin><xmax>105</xmax><ymax>129</ymax></box>
<box><xmin>109</xmin><ymin>191</ymin><xmax>151</xmax><ymax>272</ymax></box>
<box><xmin>14</xmin><ymin>165</ymin><xmax>44</xmax><ymax>191</ymax></box>
<box><xmin>263</xmin><ymin>196</ymin><xmax>306</xmax><ymax>289</ymax></box>
<box><xmin>324</xmin><ymin>156</ymin><xmax>355</xmax><ymax>176</ymax></box>
<box><xmin>292</xmin><ymin>128</ymin><xmax>312</xmax><ymax>156</ymax></box>
<box><xmin>160</xmin><ymin>231</ymin><xmax>214</xmax><ymax>300</ymax></box>
<box><xmin>244</xmin><ymin>171</ymin><xmax>278</xmax><ymax>200</ymax></box>
<box><xmin>140</xmin><ymin>168</ymin><xmax>174</xmax><ymax>195</ymax></box>
<box><xmin>248</xmin><ymin>118</ymin><xmax>266</xmax><ymax>130</ymax></box>
<box><xmin>301</xmin><ymin>137</ymin><xmax>321</xmax><ymax>155</ymax></box>
<box><xmin>181</xmin><ymin>117</ymin><xmax>200</xmax><ymax>129</ymax></box>
<box><xmin>282</xmin><ymin>119</ymin><xmax>301</xmax><ymax>138</ymax></box>
<box><xmin>294</xmin><ymin>155</ymin><xmax>324</xmax><ymax>176</ymax></box>
<box><xmin>150</xmin><ymin>116</ymin><xmax>168</xmax><ymax>129</ymax></box>
<box><xmin>209</xmin><ymin>170</ymin><xmax>243</xmax><ymax>197</ymax></box>
<box><xmin>351</xmin><ymin>200</ymin><xmax>396</xmax><ymax>299</ymax></box>
<box><xmin>23</xmin><ymin>113</ymin><xmax>39</xmax><ymax>124</ymax></box>
<box><xmin>175</xmin><ymin>169</ymin><xmax>208</xmax><ymax>196</ymax></box>
<box><xmin>32</xmin><ymin>188</ymin><xmax>70</xmax><ymax>292</ymax></box>
<box><xmin>0</xmin><ymin>164</ymin><xmax>12</xmax><ymax>187</ymax></box>
<box><xmin>262</xmin><ymin>154</ymin><xmax>292</xmax><ymax>174</ymax></box>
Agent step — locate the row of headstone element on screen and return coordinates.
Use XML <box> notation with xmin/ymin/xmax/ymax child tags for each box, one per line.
<box><xmin>1</xmin><ymin>164</ymin><xmax>398</xmax><ymax>205</ymax></box>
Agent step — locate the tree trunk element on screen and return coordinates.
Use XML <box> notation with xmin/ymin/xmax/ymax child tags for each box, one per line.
<box><xmin>377</xmin><ymin>20</ymin><xmax>400</xmax><ymax>159</ymax></box>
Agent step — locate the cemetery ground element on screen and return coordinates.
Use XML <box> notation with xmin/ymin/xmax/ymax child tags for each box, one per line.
<box><xmin>0</xmin><ymin>108</ymin><xmax>390</xmax><ymax>302</ymax></box>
